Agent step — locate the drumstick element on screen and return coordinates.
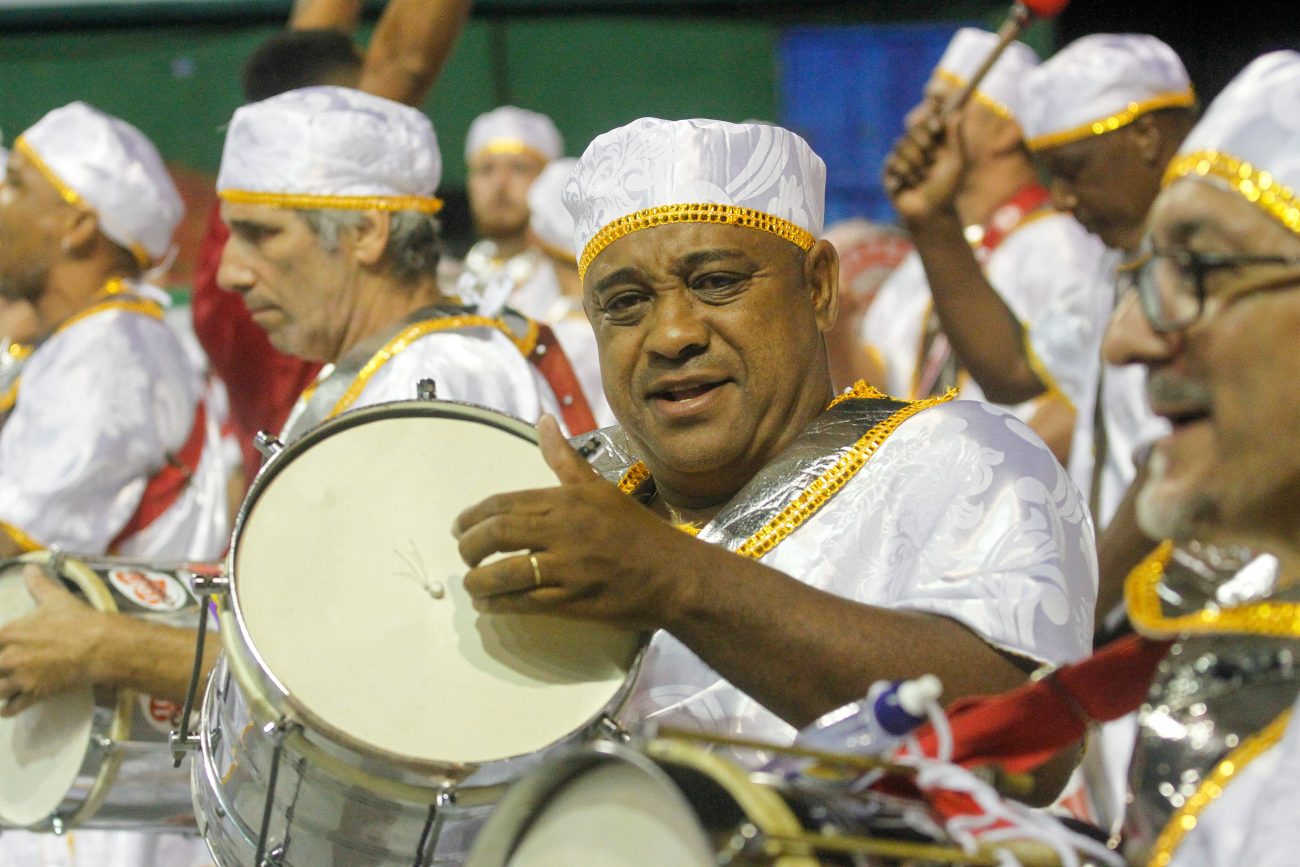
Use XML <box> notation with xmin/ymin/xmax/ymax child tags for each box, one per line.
<box><xmin>885</xmin><ymin>0</ymin><xmax>1071</xmax><ymax>196</ymax></box>
<box><xmin>942</xmin><ymin>0</ymin><xmax>1071</xmax><ymax>116</ymax></box>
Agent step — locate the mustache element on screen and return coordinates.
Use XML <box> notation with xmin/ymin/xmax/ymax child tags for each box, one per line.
<box><xmin>1146</xmin><ymin>372</ymin><xmax>1213</xmax><ymax>408</ymax></box>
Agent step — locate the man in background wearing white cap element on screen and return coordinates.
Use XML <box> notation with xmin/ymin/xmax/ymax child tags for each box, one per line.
<box><xmin>453</xmin><ymin>116</ymin><xmax>1097</xmax><ymax>803</ymax></box>
<box><xmin>868</xmin><ymin>27</ymin><xmax>1108</xmax><ymax>468</ymax></box>
<box><xmin>524</xmin><ymin>155</ymin><xmax>616</xmax><ymax>428</ymax></box>
<box><xmin>458</xmin><ymin>105</ymin><xmax>570</xmax><ymax>322</ymax></box>
<box><xmin>216</xmin><ymin>86</ymin><xmax>595</xmax><ymax>440</ymax></box>
<box><xmin>1101</xmin><ymin>50</ymin><xmax>1300</xmax><ymax>866</ymax></box>
<box><xmin>0</xmin><ymin>103</ymin><xmax>231</xmax><ymax>866</ymax></box>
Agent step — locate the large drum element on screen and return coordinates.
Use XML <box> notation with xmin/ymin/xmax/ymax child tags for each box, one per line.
<box><xmin>193</xmin><ymin>399</ymin><xmax>642</xmax><ymax>866</ymax></box>
<box><xmin>466</xmin><ymin>737</ymin><xmax>1075</xmax><ymax>867</ymax></box>
<box><xmin>0</xmin><ymin>550</ymin><xmax>209</xmax><ymax>833</ymax></box>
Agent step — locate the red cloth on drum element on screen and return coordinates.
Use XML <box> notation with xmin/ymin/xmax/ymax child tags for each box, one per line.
<box><xmin>191</xmin><ymin>207</ymin><xmax>322</xmax><ymax>486</ymax></box>
<box><xmin>109</xmin><ymin>401</ymin><xmax>208</xmax><ymax>552</ymax></box>
<box><xmin>908</xmin><ymin>633</ymin><xmax>1173</xmax><ymax>773</ymax></box>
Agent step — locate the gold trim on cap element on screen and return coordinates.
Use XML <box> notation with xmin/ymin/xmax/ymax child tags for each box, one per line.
<box><xmin>471</xmin><ymin>139</ymin><xmax>552</xmax><ymax>165</ymax></box>
<box><xmin>934</xmin><ymin>69</ymin><xmax>1015</xmax><ymax>121</ymax></box>
<box><xmin>1163</xmin><ymin>149</ymin><xmax>1300</xmax><ymax>235</ymax></box>
<box><xmin>14</xmin><ymin>136</ymin><xmax>154</xmax><ymax>269</ymax></box>
<box><xmin>578</xmin><ymin>203</ymin><xmax>816</xmax><ymax>280</ymax></box>
<box><xmin>1026</xmin><ymin>89</ymin><xmax>1197</xmax><ymax>152</ymax></box>
<box><xmin>218</xmin><ymin>188</ymin><xmax>444</xmax><ymax>215</ymax></box>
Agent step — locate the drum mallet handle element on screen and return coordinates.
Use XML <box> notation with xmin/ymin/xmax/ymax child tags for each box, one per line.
<box><xmin>886</xmin><ymin>0</ymin><xmax>1071</xmax><ymax>196</ymax></box>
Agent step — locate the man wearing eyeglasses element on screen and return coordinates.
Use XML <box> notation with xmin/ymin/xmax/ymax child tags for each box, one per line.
<box><xmin>1099</xmin><ymin>51</ymin><xmax>1300</xmax><ymax>867</ymax></box>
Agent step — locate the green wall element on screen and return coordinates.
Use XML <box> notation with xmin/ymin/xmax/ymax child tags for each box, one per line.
<box><xmin>0</xmin><ymin>16</ymin><xmax>776</xmax><ymax>186</ymax></box>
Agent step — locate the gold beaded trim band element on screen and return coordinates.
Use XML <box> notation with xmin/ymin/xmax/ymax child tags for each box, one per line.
<box><xmin>1025</xmin><ymin>89</ymin><xmax>1197</xmax><ymax>152</ymax></box>
<box><xmin>935</xmin><ymin>69</ymin><xmax>1015</xmax><ymax>121</ymax></box>
<box><xmin>578</xmin><ymin>203</ymin><xmax>817</xmax><ymax>280</ymax></box>
<box><xmin>14</xmin><ymin>136</ymin><xmax>154</xmax><ymax>269</ymax></box>
<box><xmin>1163</xmin><ymin>149</ymin><xmax>1300</xmax><ymax>235</ymax></box>
<box><xmin>218</xmin><ymin>188</ymin><xmax>444</xmax><ymax>215</ymax></box>
<box><xmin>1125</xmin><ymin>541</ymin><xmax>1300</xmax><ymax>639</ymax></box>
<box><xmin>470</xmin><ymin>139</ymin><xmax>552</xmax><ymax>166</ymax></box>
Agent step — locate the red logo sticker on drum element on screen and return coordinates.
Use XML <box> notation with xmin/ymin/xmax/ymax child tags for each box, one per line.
<box><xmin>108</xmin><ymin>568</ymin><xmax>189</xmax><ymax>612</ymax></box>
<box><xmin>141</xmin><ymin>695</ymin><xmax>183</xmax><ymax>734</ymax></box>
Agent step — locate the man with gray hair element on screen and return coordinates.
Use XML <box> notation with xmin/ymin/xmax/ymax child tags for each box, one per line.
<box><xmin>214</xmin><ymin>85</ymin><xmax>596</xmax><ymax>439</ymax></box>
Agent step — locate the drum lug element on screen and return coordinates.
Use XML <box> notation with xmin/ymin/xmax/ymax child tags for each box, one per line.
<box><xmin>168</xmin><ymin>729</ymin><xmax>201</xmax><ymax>754</ymax></box>
<box><xmin>417</xmin><ymin>378</ymin><xmax>438</xmax><ymax>400</ymax></box>
<box><xmin>49</xmin><ymin>814</ymin><xmax>68</xmax><ymax>836</ymax></box>
<box><xmin>596</xmin><ymin>714</ymin><xmax>632</xmax><ymax>743</ymax></box>
<box><xmin>253</xmin><ymin>431</ymin><xmax>284</xmax><ymax>459</ymax></box>
<box><xmin>185</xmin><ymin>569</ymin><xmax>229</xmax><ymax>596</ymax></box>
<box><xmin>259</xmin><ymin>843</ymin><xmax>287</xmax><ymax>867</ymax></box>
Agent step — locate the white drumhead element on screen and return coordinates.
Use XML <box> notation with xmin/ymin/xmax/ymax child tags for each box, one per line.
<box><xmin>505</xmin><ymin>761</ymin><xmax>715</xmax><ymax>867</ymax></box>
<box><xmin>233</xmin><ymin>406</ymin><xmax>639</xmax><ymax>765</ymax></box>
<box><xmin>0</xmin><ymin>560</ymin><xmax>94</xmax><ymax>826</ymax></box>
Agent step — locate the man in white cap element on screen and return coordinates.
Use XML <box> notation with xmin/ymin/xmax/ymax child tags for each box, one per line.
<box><xmin>458</xmin><ymin>105</ymin><xmax>569</xmax><ymax>322</ymax></box>
<box><xmin>1022</xmin><ymin>34</ymin><xmax>1198</xmax><ymax>619</ymax></box>
<box><xmin>0</xmin><ymin>103</ymin><xmax>230</xmax><ymax>865</ymax></box>
<box><xmin>453</xmin><ymin>116</ymin><xmax>1097</xmax><ymax>804</ymax></box>
<box><xmin>1101</xmin><ymin>50</ymin><xmax>1300</xmax><ymax>866</ymax></box>
<box><xmin>215</xmin><ymin>85</ymin><xmax>597</xmax><ymax>440</ymax></box>
<box><xmin>869</xmin><ymin>27</ymin><xmax>1109</xmax><ymax>468</ymax></box>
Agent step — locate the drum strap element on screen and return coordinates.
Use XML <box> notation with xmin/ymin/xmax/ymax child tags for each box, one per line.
<box><xmin>109</xmin><ymin>400</ymin><xmax>207</xmax><ymax>553</ymax></box>
<box><xmin>528</xmin><ymin>323</ymin><xmax>598</xmax><ymax>435</ymax></box>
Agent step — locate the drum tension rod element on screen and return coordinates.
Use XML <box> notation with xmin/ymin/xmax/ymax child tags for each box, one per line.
<box><xmin>254</xmin><ymin>718</ymin><xmax>296</xmax><ymax>867</ymax></box>
<box><xmin>171</xmin><ymin>571</ymin><xmax>227</xmax><ymax>766</ymax></box>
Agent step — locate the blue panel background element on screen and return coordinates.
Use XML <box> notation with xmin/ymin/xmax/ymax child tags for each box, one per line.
<box><xmin>778</xmin><ymin>22</ymin><xmax>979</xmax><ymax>229</ymax></box>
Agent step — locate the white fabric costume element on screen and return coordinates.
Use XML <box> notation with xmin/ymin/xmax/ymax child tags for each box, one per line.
<box><xmin>0</xmin><ymin>294</ymin><xmax>229</xmax><ymax>560</ymax></box>
<box><xmin>279</xmin><ymin>310</ymin><xmax>566</xmax><ymax>442</ymax></box>
<box><xmin>863</xmin><ymin>214</ymin><xmax>1109</xmax><ymax>422</ymax></box>
<box><xmin>614</xmin><ymin>397</ymin><xmax>1096</xmax><ymax>746</ymax></box>
<box><xmin>0</xmin><ymin>105</ymin><xmax>223</xmax><ymax>867</ymax></box>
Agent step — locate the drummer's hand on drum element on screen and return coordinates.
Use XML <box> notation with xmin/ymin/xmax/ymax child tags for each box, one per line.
<box><xmin>454</xmin><ymin>415</ymin><xmax>716</xmax><ymax>630</ymax></box>
<box><xmin>0</xmin><ymin>565</ymin><xmax>105</xmax><ymax>716</ymax></box>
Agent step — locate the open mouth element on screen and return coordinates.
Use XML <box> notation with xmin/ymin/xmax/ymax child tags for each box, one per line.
<box><xmin>1155</xmin><ymin>404</ymin><xmax>1211</xmax><ymax>431</ymax></box>
<box><xmin>652</xmin><ymin>382</ymin><xmax>723</xmax><ymax>402</ymax></box>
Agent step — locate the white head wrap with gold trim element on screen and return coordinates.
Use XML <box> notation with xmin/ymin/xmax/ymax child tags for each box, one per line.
<box><xmin>528</xmin><ymin>156</ymin><xmax>578</xmax><ymax>260</ymax></box>
<box><xmin>565</xmin><ymin>117</ymin><xmax>825</xmax><ymax>279</ymax></box>
<box><xmin>934</xmin><ymin>27</ymin><xmax>1039</xmax><ymax>122</ymax></box>
<box><xmin>1164</xmin><ymin>51</ymin><xmax>1300</xmax><ymax>236</ymax></box>
<box><xmin>217</xmin><ymin>86</ymin><xmax>442</xmax><ymax>214</ymax></box>
<box><xmin>465</xmin><ymin>105</ymin><xmax>563</xmax><ymax>166</ymax></box>
<box><xmin>1020</xmin><ymin>33</ymin><xmax>1195</xmax><ymax>152</ymax></box>
<box><xmin>16</xmin><ymin>102</ymin><xmax>182</xmax><ymax>267</ymax></box>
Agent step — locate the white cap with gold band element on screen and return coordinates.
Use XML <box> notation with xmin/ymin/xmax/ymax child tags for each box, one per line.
<box><xmin>564</xmin><ymin>117</ymin><xmax>826</xmax><ymax>281</ymax></box>
<box><xmin>934</xmin><ymin>27</ymin><xmax>1039</xmax><ymax>123</ymax></box>
<box><xmin>1163</xmin><ymin>50</ymin><xmax>1300</xmax><ymax>236</ymax></box>
<box><xmin>528</xmin><ymin>156</ymin><xmax>579</xmax><ymax>262</ymax></box>
<box><xmin>465</xmin><ymin>105</ymin><xmax>564</xmax><ymax>166</ymax></box>
<box><xmin>1019</xmin><ymin>33</ymin><xmax>1196</xmax><ymax>152</ymax></box>
<box><xmin>15</xmin><ymin>102</ymin><xmax>182</xmax><ymax>268</ymax></box>
<box><xmin>217</xmin><ymin>85</ymin><xmax>443</xmax><ymax>214</ymax></box>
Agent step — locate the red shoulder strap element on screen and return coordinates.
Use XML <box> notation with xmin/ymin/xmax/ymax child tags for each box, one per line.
<box><xmin>529</xmin><ymin>324</ymin><xmax>598</xmax><ymax>435</ymax></box>
<box><xmin>109</xmin><ymin>400</ymin><xmax>208</xmax><ymax>553</ymax></box>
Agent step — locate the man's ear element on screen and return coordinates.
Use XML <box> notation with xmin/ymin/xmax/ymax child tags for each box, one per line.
<box><xmin>351</xmin><ymin>210</ymin><xmax>392</xmax><ymax>266</ymax></box>
<box><xmin>804</xmin><ymin>238</ymin><xmax>840</xmax><ymax>334</ymax></box>
<box><xmin>61</xmin><ymin>209</ymin><xmax>100</xmax><ymax>258</ymax></box>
